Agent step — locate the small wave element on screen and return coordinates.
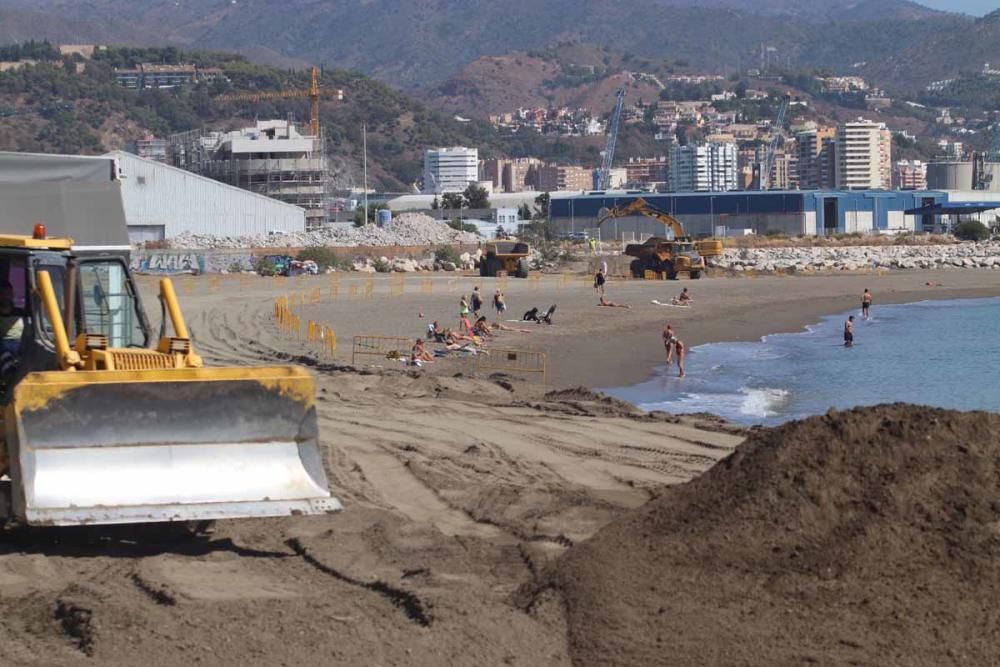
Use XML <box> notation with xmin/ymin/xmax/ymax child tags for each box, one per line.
<box><xmin>738</xmin><ymin>386</ymin><xmax>791</xmax><ymax>418</ymax></box>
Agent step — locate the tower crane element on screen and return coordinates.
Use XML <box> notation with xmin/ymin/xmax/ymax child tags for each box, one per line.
<box><xmin>214</xmin><ymin>66</ymin><xmax>344</xmax><ymax>137</ymax></box>
<box><xmin>760</xmin><ymin>94</ymin><xmax>790</xmax><ymax>190</ymax></box>
<box><xmin>596</xmin><ymin>87</ymin><xmax>626</xmax><ymax>190</ymax></box>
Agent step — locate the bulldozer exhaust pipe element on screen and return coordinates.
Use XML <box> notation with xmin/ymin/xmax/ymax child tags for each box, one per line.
<box><xmin>160</xmin><ymin>278</ymin><xmax>189</xmax><ymax>339</ymax></box>
<box><xmin>37</xmin><ymin>270</ymin><xmax>80</xmax><ymax>371</ymax></box>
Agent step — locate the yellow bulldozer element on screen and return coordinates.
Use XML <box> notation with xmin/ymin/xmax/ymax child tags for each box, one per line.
<box><xmin>597</xmin><ymin>197</ymin><xmax>723</xmax><ymax>278</ymax></box>
<box><xmin>0</xmin><ymin>227</ymin><xmax>339</xmax><ymax>527</ymax></box>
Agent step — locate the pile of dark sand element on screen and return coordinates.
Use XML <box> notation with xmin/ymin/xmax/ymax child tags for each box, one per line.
<box><xmin>521</xmin><ymin>404</ymin><xmax>1000</xmax><ymax>666</ymax></box>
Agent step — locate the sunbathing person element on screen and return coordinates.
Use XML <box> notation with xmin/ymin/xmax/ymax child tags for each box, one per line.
<box><xmin>492</xmin><ymin>321</ymin><xmax>532</xmax><ymax>333</ymax></box>
<box><xmin>473</xmin><ymin>316</ymin><xmax>494</xmax><ymax>338</ymax></box>
<box><xmin>411</xmin><ymin>338</ymin><xmax>434</xmax><ymax>364</ymax></box>
<box><xmin>598</xmin><ymin>295</ymin><xmax>631</xmax><ymax>309</ymax></box>
<box><xmin>445</xmin><ymin>328</ymin><xmax>474</xmax><ymax>345</ymax></box>
<box><xmin>671</xmin><ymin>287</ymin><xmax>692</xmax><ymax>306</ymax></box>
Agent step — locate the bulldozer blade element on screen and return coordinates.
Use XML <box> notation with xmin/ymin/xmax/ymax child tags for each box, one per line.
<box><xmin>4</xmin><ymin>366</ymin><xmax>341</xmax><ymax>526</ymax></box>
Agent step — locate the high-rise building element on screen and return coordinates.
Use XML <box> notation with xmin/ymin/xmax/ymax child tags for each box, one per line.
<box><xmin>424</xmin><ymin>147</ymin><xmax>479</xmax><ymax>193</ymax></box>
<box><xmin>796</xmin><ymin>127</ymin><xmax>836</xmax><ymax>189</ymax></box>
<box><xmin>536</xmin><ymin>165</ymin><xmax>592</xmax><ymax>192</ymax></box>
<box><xmin>624</xmin><ymin>157</ymin><xmax>669</xmax><ymax>186</ymax></box>
<box><xmin>769</xmin><ymin>145</ymin><xmax>799</xmax><ymax>190</ymax></box>
<box><xmin>479</xmin><ymin>157</ymin><xmax>542</xmax><ymax>192</ymax></box>
<box><xmin>835</xmin><ymin>118</ymin><xmax>892</xmax><ymax>190</ymax></box>
<box><xmin>892</xmin><ymin>160</ymin><xmax>928</xmax><ymax>190</ymax></box>
<box><xmin>668</xmin><ymin>141</ymin><xmax>737</xmax><ymax>192</ymax></box>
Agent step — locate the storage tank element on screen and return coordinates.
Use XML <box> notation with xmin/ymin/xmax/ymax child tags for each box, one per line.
<box><xmin>926</xmin><ymin>161</ymin><xmax>974</xmax><ymax>190</ymax></box>
<box><xmin>376</xmin><ymin>208</ymin><xmax>392</xmax><ymax>227</ymax></box>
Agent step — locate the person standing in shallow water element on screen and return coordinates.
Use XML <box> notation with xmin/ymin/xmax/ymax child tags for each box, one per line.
<box><xmin>862</xmin><ymin>288</ymin><xmax>872</xmax><ymax>320</ymax></box>
<box><xmin>844</xmin><ymin>315</ymin><xmax>855</xmax><ymax>347</ymax></box>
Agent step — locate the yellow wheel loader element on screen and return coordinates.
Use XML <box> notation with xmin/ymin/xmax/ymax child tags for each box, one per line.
<box><xmin>0</xmin><ymin>228</ymin><xmax>340</xmax><ymax>527</ymax></box>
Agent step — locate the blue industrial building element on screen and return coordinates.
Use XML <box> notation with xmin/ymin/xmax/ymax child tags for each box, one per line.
<box><xmin>549</xmin><ymin>190</ymin><xmax>948</xmax><ymax>238</ymax></box>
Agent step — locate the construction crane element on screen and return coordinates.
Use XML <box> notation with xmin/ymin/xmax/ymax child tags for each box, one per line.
<box><xmin>760</xmin><ymin>94</ymin><xmax>790</xmax><ymax>190</ymax></box>
<box><xmin>215</xmin><ymin>66</ymin><xmax>344</xmax><ymax>137</ymax></box>
<box><xmin>596</xmin><ymin>87</ymin><xmax>626</xmax><ymax>190</ymax></box>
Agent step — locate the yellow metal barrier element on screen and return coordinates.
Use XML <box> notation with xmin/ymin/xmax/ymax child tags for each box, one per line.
<box><xmin>390</xmin><ymin>274</ymin><xmax>405</xmax><ymax>297</ymax></box>
<box><xmin>349</xmin><ymin>283</ymin><xmax>359</xmax><ymax>298</ymax></box>
<box><xmin>351</xmin><ymin>335</ymin><xmax>413</xmax><ymax>366</ymax></box>
<box><xmin>323</xmin><ymin>326</ymin><xmax>337</xmax><ymax>357</ymax></box>
<box><xmin>476</xmin><ymin>348</ymin><xmax>547</xmax><ymax>383</ymax></box>
<box><xmin>421</xmin><ymin>278</ymin><xmax>433</xmax><ymax>294</ymax></box>
<box><xmin>365</xmin><ymin>277</ymin><xmax>375</xmax><ymax>299</ymax></box>
<box><xmin>310</xmin><ymin>287</ymin><xmax>321</xmax><ymax>304</ymax></box>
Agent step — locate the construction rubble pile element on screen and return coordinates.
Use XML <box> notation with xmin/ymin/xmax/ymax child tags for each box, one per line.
<box><xmin>166</xmin><ymin>213</ymin><xmax>479</xmax><ymax>250</ymax></box>
<box><xmin>712</xmin><ymin>241</ymin><xmax>1000</xmax><ymax>273</ymax></box>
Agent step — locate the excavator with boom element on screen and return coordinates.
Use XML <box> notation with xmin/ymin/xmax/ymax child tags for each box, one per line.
<box><xmin>0</xmin><ymin>153</ymin><xmax>338</xmax><ymax>528</ymax></box>
<box><xmin>597</xmin><ymin>198</ymin><xmax>722</xmax><ymax>279</ymax></box>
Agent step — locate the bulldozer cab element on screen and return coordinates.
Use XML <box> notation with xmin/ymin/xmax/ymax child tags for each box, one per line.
<box><xmin>0</xmin><ymin>244</ymin><xmax>148</xmax><ymax>399</ymax></box>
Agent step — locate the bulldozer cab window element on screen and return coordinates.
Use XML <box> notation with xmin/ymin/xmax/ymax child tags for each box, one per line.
<box><xmin>675</xmin><ymin>243</ymin><xmax>695</xmax><ymax>253</ymax></box>
<box><xmin>33</xmin><ymin>261</ymin><xmax>68</xmax><ymax>342</ymax></box>
<box><xmin>0</xmin><ymin>258</ymin><xmax>29</xmax><ymax>313</ymax></box>
<box><xmin>79</xmin><ymin>259</ymin><xmax>146</xmax><ymax>348</ymax></box>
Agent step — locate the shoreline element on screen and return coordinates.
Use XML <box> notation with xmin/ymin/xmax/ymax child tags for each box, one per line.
<box><xmin>606</xmin><ymin>292</ymin><xmax>1000</xmax><ymax>396</ymax></box>
<box><xmin>603</xmin><ymin>294</ymin><xmax>1000</xmax><ymax>426</ymax></box>
<box><xmin>532</xmin><ymin>272</ymin><xmax>1000</xmax><ymax>389</ymax></box>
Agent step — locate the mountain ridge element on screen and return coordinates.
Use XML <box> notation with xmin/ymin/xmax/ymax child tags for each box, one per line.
<box><xmin>0</xmin><ymin>0</ymin><xmax>985</xmax><ymax>89</ymax></box>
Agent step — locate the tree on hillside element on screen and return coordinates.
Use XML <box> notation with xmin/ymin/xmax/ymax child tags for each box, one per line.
<box><xmin>431</xmin><ymin>195</ymin><xmax>439</xmax><ymax>210</ymax></box>
<box><xmin>518</xmin><ymin>203</ymin><xmax>533</xmax><ymax>220</ymax></box>
<box><xmin>463</xmin><ymin>183</ymin><xmax>490</xmax><ymax>209</ymax></box>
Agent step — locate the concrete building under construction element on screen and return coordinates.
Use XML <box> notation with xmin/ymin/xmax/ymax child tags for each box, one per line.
<box><xmin>169</xmin><ymin>119</ymin><xmax>328</xmax><ymax>228</ymax></box>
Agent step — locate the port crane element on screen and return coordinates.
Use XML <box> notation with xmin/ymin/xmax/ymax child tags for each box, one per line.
<box><xmin>760</xmin><ymin>94</ymin><xmax>790</xmax><ymax>190</ymax></box>
<box><xmin>215</xmin><ymin>66</ymin><xmax>344</xmax><ymax>137</ymax></box>
<box><xmin>596</xmin><ymin>87</ymin><xmax>626</xmax><ymax>190</ymax></box>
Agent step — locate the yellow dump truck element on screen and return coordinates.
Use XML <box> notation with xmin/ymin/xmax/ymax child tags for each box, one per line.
<box><xmin>479</xmin><ymin>241</ymin><xmax>530</xmax><ymax>278</ymax></box>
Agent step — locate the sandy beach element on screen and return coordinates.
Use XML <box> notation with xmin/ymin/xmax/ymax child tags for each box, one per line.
<box><xmin>2</xmin><ymin>268</ymin><xmax>999</xmax><ymax>666</ymax></box>
<box><xmin>173</xmin><ymin>267</ymin><xmax>1000</xmax><ymax>388</ymax></box>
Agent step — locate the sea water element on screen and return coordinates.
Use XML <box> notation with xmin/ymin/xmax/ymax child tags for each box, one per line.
<box><xmin>606</xmin><ymin>297</ymin><xmax>1000</xmax><ymax>426</ymax></box>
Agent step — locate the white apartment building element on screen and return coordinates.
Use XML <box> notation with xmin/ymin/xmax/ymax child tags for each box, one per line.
<box><xmin>669</xmin><ymin>141</ymin><xmax>738</xmax><ymax>192</ymax></box>
<box><xmin>423</xmin><ymin>146</ymin><xmax>479</xmax><ymax>193</ymax></box>
<box><xmin>835</xmin><ymin>118</ymin><xmax>891</xmax><ymax>190</ymax></box>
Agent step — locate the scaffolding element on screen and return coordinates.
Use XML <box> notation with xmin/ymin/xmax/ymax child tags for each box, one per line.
<box><xmin>168</xmin><ymin>120</ymin><xmax>329</xmax><ymax>228</ymax></box>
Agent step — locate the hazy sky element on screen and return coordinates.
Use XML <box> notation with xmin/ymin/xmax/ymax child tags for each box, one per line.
<box><xmin>919</xmin><ymin>0</ymin><xmax>996</xmax><ymax>15</ymax></box>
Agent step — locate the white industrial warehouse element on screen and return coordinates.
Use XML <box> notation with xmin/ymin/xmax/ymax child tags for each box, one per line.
<box><xmin>107</xmin><ymin>150</ymin><xmax>306</xmax><ymax>242</ymax></box>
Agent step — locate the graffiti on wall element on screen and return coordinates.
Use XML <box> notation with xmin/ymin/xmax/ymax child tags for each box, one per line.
<box><xmin>131</xmin><ymin>251</ymin><xmax>255</xmax><ymax>274</ymax></box>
